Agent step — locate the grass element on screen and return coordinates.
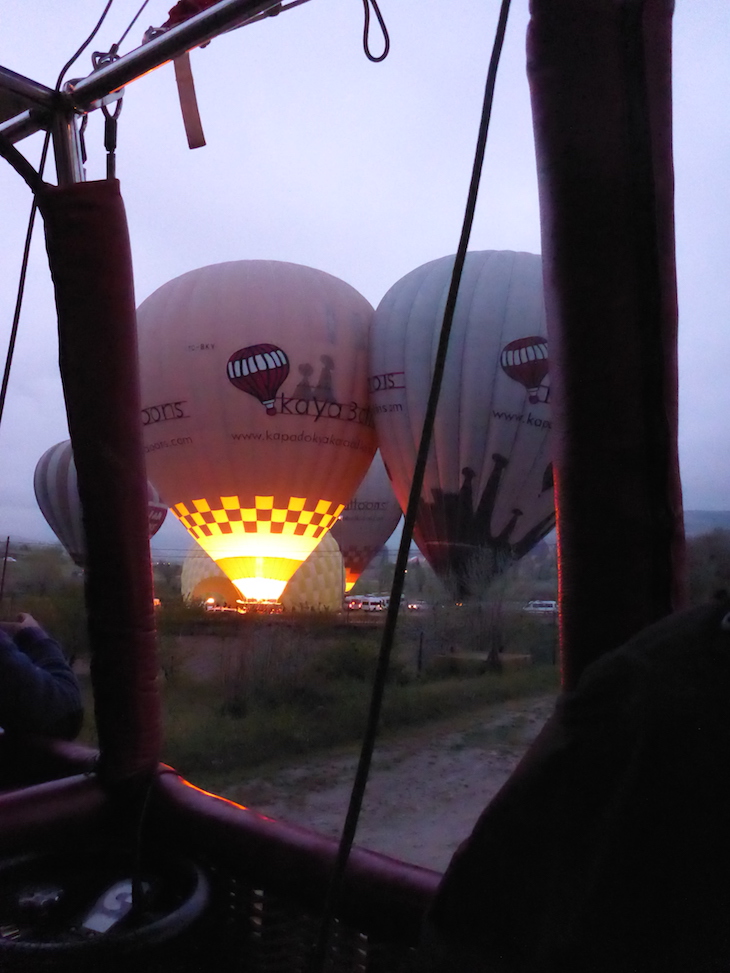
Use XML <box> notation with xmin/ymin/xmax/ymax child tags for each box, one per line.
<box><xmin>74</xmin><ymin>614</ymin><xmax>560</xmax><ymax>792</ymax></box>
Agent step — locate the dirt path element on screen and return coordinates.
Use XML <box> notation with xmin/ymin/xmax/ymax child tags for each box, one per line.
<box><xmin>222</xmin><ymin>694</ymin><xmax>556</xmax><ymax>873</ymax></box>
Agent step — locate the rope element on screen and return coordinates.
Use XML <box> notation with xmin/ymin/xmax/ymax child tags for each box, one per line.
<box><xmin>0</xmin><ymin>133</ymin><xmax>51</xmax><ymax>431</ymax></box>
<box><xmin>308</xmin><ymin>0</ymin><xmax>513</xmax><ymax>968</ymax></box>
<box><xmin>362</xmin><ymin>0</ymin><xmax>389</xmax><ymax>62</ymax></box>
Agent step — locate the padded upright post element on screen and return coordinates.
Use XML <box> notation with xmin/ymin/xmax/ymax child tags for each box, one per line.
<box><xmin>39</xmin><ymin>179</ymin><xmax>162</xmax><ymax>783</ymax></box>
<box><xmin>527</xmin><ymin>0</ymin><xmax>685</xmax><ymax>687</ymax></box>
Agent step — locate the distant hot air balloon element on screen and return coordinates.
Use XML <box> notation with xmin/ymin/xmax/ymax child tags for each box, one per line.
<box><xmin>369</xmin><ymin>250</ymin><xmax>555</xmax><ymax>599</ymax></box>
<box><xmin>330</xmin><ymin>450</ymin><xmax>402</xmax><ymax>591</ymax></box>
<box><xmin>137</xmin><ymin>260</ymin><xmax>376</xmax><ymax>602</ymax></box>
<box><xmin>34</xmin><ymin>440</ymin><xmax>168</xmax><ymax>567</ymax></box>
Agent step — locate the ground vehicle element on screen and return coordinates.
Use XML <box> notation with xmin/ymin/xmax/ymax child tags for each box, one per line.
<box><xmin>360</xmin><ymin>595</ymin><xmax>389</xmax><ymax>612</ymax></box>
<box><xmin>523</xmin><ymin>600</ymin><xmax>558</xmax><ymax>615</ymax></box>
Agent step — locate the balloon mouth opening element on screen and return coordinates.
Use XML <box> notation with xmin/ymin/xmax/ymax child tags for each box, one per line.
<box><xmin>232</xmin><ymin>577</ymin><xmax>287</xmax><ymax>602</ymax></box>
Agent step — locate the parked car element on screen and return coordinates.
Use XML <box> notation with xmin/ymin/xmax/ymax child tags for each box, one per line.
<box><xmin>522</xmin><ymin>599</ymin><xmax>558</xmax><ymax>615</ymax></box>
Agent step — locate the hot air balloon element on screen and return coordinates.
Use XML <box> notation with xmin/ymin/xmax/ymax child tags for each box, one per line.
<box><xmin>369</xmin><ymin>250</ymin><xmax>555</xmax><ymax>600</ymax></box>
<box><xmin>330</xmin><ymin>450</ymin><xmax>402</xmax><ymax>591</ymax></box>
<box><xmin>181</xmin><ymin>532</ymin><xmax>345</xmax><ymax>612</ymax></box>
<box><xmin>137</xmin><ymin>260</ymin><xmax>376</xmax><ymax>602</ymax></box>
<box><xmin>34</xmin><ymin>440</ymin><xmax>168</xmax><ymax>567</ymax></box>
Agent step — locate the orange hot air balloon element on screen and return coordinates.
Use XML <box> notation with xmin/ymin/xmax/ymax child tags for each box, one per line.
<box><xmin>34</xmin><ymin>440</ymin><xmax>168</xmax><ymax>567</ymax></box>
<box><xmin>137</xmin><ymin>260</ymin><xmax>376</xmax><ymax>601</ymax></box>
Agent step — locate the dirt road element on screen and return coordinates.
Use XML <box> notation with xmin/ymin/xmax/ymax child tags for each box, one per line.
<box><xmin>222</xmin><ymin>694</ymin><xmax>556</xmax><ymax>872</ymax></box>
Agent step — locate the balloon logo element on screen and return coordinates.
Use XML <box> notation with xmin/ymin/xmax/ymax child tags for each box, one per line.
<box><xmin>227</xmin><ymin>343</ymin><xmax>290</xmax><ymax>415</ymax></box>
<box><xmin>500</xmin><ymin>336</ymin><xmax>549</xmax><ymax>404</ymax></box>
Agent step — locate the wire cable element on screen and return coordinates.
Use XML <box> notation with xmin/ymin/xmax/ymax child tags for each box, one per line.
<box><xmin>0</xmin><ymin>0</ymin><xmax>117</xmax><ymax>433</ymax></box>
<box><xmin>307</xmin><ymin>1</ymin><xmax>512</xmax><ymax>969</ymax></box>
<box><xmin>115</xmin><ymin>0</ymin><xmax>152</xmax><ymax>52</ymax></box>
<box><xmin>0</xmin><ymin>133</ymin><xmax>52</xmax><ymax>432</ymax></box>
<box><xmin>55</xmin><ymin>0</ymin><xmax>118</xmax><ymax>91</ymax></box>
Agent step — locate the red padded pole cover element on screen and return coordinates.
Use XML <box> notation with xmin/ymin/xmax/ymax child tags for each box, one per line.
<box><xmin>38</xmin><ymin>179</ymin><xmax>162</xmax><ymax>782</ymax></box>
<box><xmin>527</xmin><ymin>0</ymin><xmax>685</xmax><ymax>688</ymax></box>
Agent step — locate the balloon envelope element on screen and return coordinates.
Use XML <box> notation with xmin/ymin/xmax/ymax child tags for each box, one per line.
<box><xmin>330</xmin><ymin>450</ymin><xmax>402</xmax><ymax>591</ymax></box>
<box><xmin>34</xmin><ymin>440</ymin><xmax>167</xmax><ymax>567</ymax></box>
<box><xmin>182</xmin><ymin>532</ymin><xmax>345</xmax><ymax>612</ymax></box>
<box><xmin>369</xmin><ymin>250</ymin><xmax>555</xmax><ymax>598</ymax></box>
<box><xmin>137</xmin><ymin>260</ymin><xmax>376</xmax><ymax>601</ymax></box>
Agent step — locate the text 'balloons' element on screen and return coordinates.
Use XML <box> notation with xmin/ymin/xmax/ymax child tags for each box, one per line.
<box><xmin>137</xmin><ymin>260</ymin><xmax>376</xmax><ymax>601</ymax></box>
<box><xmin>369</xmin><ymin>250</ymin><xmax>555</xmax><ymax>599</ymax></box>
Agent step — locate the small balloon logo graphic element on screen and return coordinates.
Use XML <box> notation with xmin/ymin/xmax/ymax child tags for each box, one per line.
<box><xmin>500</xmin><ymin>336</ymin><xmax>549</xmax><ymax>403</ymax></box>
<box><xmin>227</xmin><ymin>343</ymin><xmax>290</xmax><ymax>415</ymax></box>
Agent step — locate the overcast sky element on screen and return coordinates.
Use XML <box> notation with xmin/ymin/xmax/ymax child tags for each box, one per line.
<box><xmin>1</xmin><ymin>0</ymin><xmax>728</xmax><ymax>558</ymax></box>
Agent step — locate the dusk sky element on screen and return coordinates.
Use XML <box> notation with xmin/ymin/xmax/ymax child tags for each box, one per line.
<box><xmin>1</xmin><ymin>1</ymin><xmax>728</xmax><ymax>558</ymax></box>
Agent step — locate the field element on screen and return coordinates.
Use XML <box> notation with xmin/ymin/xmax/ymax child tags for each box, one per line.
<box><xmin>76</xmin><ymin>607</ymin><xmax>559</xmax><ymax>788</ymax></box>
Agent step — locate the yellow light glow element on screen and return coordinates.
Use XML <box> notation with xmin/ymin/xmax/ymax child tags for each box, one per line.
<box><xmin>345</xmin><ymin>580</ymin><xmax>355</xmax><ymax>592</ymax></box>
<box><xmin>173</xmin><ymin>493</ymin><xmax>346</xmax><ymax>604</ymax></box>
<box><xmin>232</xmin><ymin>576</ymin><xmax>288</xmax><ymax>601</ymax></box>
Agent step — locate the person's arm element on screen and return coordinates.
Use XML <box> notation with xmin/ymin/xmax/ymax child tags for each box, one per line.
<box><xmin>0</xmin><ymin>616</ymin><xmax>83</xmax><ymax>739</ymax></box>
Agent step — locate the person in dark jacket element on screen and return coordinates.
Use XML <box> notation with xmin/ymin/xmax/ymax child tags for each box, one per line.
<box><xmin>417</xmin><ymin>594</ymin><xmax>730</xmax><ymax>973</ymax></box>
<box><xmin>0</xmin><ymin>613</ymin><xmax>82</xmax><ymax>739</ymax></box>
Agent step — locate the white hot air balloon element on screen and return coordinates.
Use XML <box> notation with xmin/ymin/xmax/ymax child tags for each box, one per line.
<box><xmin>330</xmin><ymin>450</ymin><xmax>402</xmax><ymax>591</ymax></box>
<box><xmin>369</xmin><ymin>251</ymin><xmax>555</xmax><ymax>599</ymax></box>
<box><xmin>137</xmin><ymin>261</ymin><xmax>376</xmax><ymax>602</ymax></box>
<box><xmin>34</xmin><ymin>440</ymin><xmax>168</xmax><ymax>567</ymax></box>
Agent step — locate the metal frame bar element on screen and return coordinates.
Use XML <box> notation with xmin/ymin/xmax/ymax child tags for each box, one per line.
<box><xmin>0</xmin><ymin>66</ymin><xmax>56</xmax><ymax>110</ymax></box>
<box><xmin>0</xmin><ymin>0</ymin><xmax>284</xmax><ymax>150</ymax></box>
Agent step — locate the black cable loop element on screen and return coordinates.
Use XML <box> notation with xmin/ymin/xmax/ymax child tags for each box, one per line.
<box><xmin>362</xmin><ymin>0</ymin><xmax>389</xmax><ymax>62</ymax></box>
<box><xmin>308</xmin><ymin>1</ymin><xmax>512</xmax><ymax>970</ymax></box>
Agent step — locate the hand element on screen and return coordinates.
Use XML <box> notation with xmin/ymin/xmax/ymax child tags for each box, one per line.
<box><xmin>0</xmin><ymin>613</ymin><xmax>41</xmax><ymax>635</ymax></box>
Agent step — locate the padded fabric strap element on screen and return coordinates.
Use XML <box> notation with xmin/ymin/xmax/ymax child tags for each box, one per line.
<box><xmin>527</xmin><ymin>0</ymin><xmax>684</xmax><ymax>687</ymax></box>
<box><xmin>38</xmin><ymin>179</ymin><xmax>162</xmax><ymax>783</ymax></box>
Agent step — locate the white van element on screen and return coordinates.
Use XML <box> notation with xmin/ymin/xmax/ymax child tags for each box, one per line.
<box><xmin>522</xmin><ymin>599</ymin><xmax>558</xmax><ymax>615</ymax></box>
<box><xmin>360</xmin><ymin>595</ymin><xmax>389</xmax><ymax>612</ymax></box>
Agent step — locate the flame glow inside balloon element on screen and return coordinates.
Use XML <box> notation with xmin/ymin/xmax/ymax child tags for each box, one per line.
<box><xmin>34</xmin><ymin>440</ymin><xmax>168</xmax><ymax>567</ymax></box>
<box><xmin>369</xmin><ymin>251</ymin><xmax>555</xmax><ymax>599</ymax></box>
<box><xmin>137</xmin><ymin>261</ymin><xmax>376</xmax><ymax>601</ymax></box>
<box><xmin>181</xmin><ymin>531</ymin><xmax>344</xmax><ymax>611</ymax></box>
<box><xmin>330</xmin><ymin>451</ymin><xmax>402</xmax><ymax>591</ymax></box>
